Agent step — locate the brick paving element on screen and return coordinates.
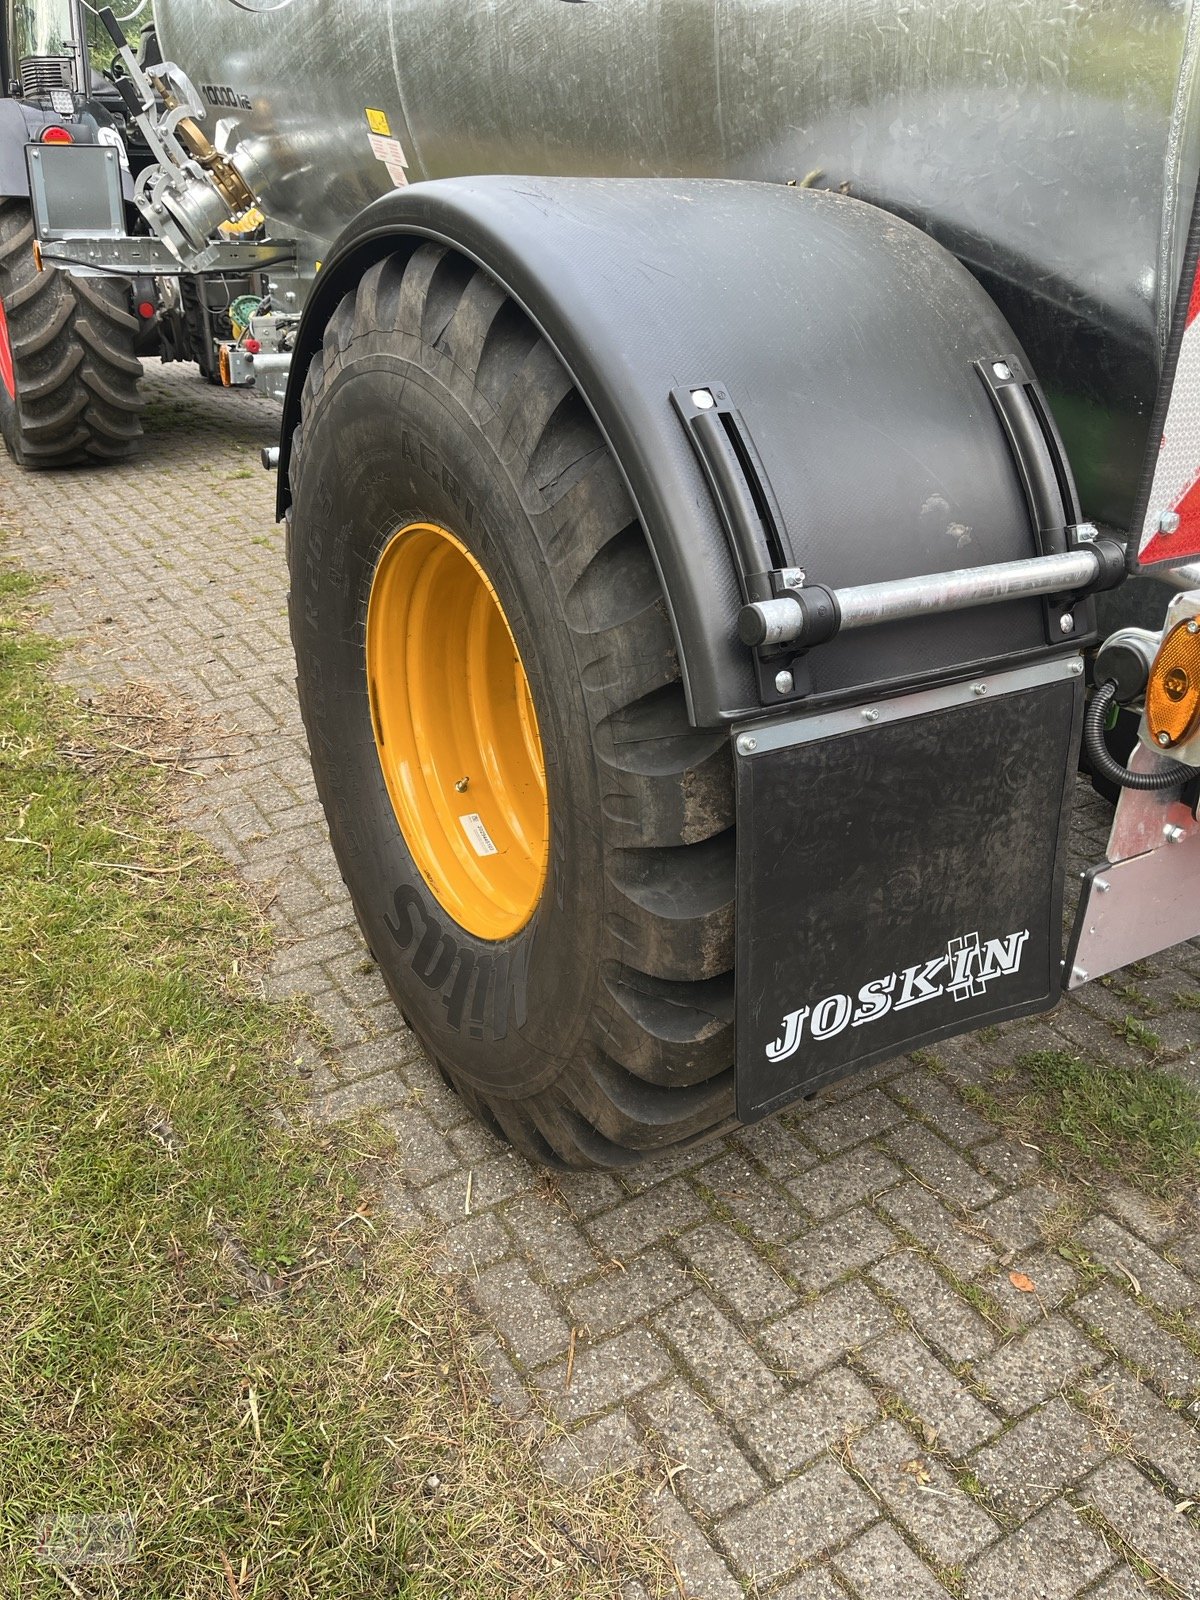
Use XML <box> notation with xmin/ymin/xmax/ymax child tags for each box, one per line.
<box><xmin>6</xmin><ymin>360</ymin><xmax>1200</xmax><ymax>1598</ymax></box>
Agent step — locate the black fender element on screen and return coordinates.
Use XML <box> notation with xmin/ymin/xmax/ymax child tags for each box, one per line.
<box><xmin>0</xmin><ymin>100</ymin><xmax>40</xmax><ymax>197</ymax></box>
<box><xmin>278</xmin><ymin>176</ymin><xmax>1076</xmax><ymax>726</ymax></box>
<box><xmin>0</xmin><ymin>98</ymin><xmax>136</xmax><ymax>202</ymax></box>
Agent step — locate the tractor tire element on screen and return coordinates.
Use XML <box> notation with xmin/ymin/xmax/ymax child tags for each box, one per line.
<box><xmin>288</xmin><ymin>245</ymin><xmax>738</xmax><ymax>1168</ymax></box>
<box><xmin>0</xmin><ymin>198</ymin><xmax>144</xmax><ymax>468</ymax></box>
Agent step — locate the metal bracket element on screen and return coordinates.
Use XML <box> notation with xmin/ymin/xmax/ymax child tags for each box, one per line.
<box><xmin>39</xmin><ymin>236</ymin><xmax>297</xmax><ymax>274</ymax></box>
<box><xmin>974</xmin><ymin>354</ymin><xmax>1096</xmax><ymax>644</ymax></box>
<box><xmin>671</xmin><ymin>383</ymin><xmax>815</xmax><ymax>705</ymax></box>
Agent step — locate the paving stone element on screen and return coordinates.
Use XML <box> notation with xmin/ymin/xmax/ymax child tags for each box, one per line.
<box><xmin>890</xmin><ymin>1069</ymin><xmax>995</xmax><ymax>1148</ymax></box>
<box><xmin>716</xmin><ymin>1459</ymin><xmax>877</xmax><ymax>1584</ymax></box>
<box><xmin>674</xmin><ymin>1222</ymin><xmax>795</xmax><ymax>1320</ymax></box>
<box><xmin>436</xmin><ymin>1211</ymin><xmax>511</xmax><ymax>1276</ymax></box>
<box><xmin>308</xmin><ymin>1071</ymin><xmax>402</xmax><ymax>1120</ymax></box>
<box><xmin>612</xmin><ymin>1145</ymin><xmax>712</xmax><ymax>1195</ymax></box>
<box><xmin>1078</xmin><ymin>1215</ymin><xmax>1196</xmax><ymax>1312</ymax></box>
<box><xmin>475</xmin><ymin>1337</ymin><xmax>531</xmax><ymax>1420</ymax></box>
<box><xmin>649</xmin><ymin>1492</ymin><xmax>744</xmax><ymax>1598</ymax></box>
<box><xmin>795</xmin><ymin>1089</ymin><xmax>907</xmax><ymax>1154</ymax></box>
<box><xmin>868</xmin><ymin>1250</ymin><xmax>997</xmax><ymax>1363</ymax></box>
<box><xmin>877</xmin><ymin>1181</ymin><xmax>996</xmax><ymax>1278</ymax></box>
<box><xmin>885</xmin><ymin>1122</ymin><xmax>999</xmax><ymax>1210</ymax></box>
<box><xmin>637</xmin><ymin>1378</ymin><xmax>763</xmax><ymax>1516</ymax></box>
<box><xmin>419</xmin><ymin>1156</ymin><xmax>530</xmax><ymax>1223</ymax></box>
<box><xmin>1079</xmin><ymin>1366</ymin><xmax>1200</xmax><ymax>1492</ymax></box>
<box><xmin>1074</xmin><ymin>1283</ymin><xmax>1200</xmax><ymax>1400</ymax></box>
<box><xmin>552</xmin><ymin>1171</ymin><xmax>627</xmax><ymax>1218</ymax></box>
<box><xmin>971</xmin><ymin>1398</ymin><xmax>1106</xmax><ymax>1519</ymax></box>
<box><xmin>771</xmin><ymin>1571</ymin><xmax>847</xmax><ymax>1600</ymax></box>
<box><xmin>1166</xmin><ymin>1228</ymin><xmax>1200</xmax><ymax>1282</ymax></box>
<box><xmin>985</xmin><ymin>1249</ymin><xmax>1080</xmax><ymax>1330</ymax></box>
<box><xmin>975</xmin><ymin>1317</ymin><xmax>1108</xmax><ymax>1415</ymax></box>
<box><xmin>747</xmin><ymin>1366</ymin><xmax>880</xmax><ymax>1480</ymax></box>
<box><xmin>375</xmin><ymin>1100</ymin><xmax>462</xmax><ymax>1185</ymax></box>
<box><xmin>732</xmin><ymin>1117</ymin><xmax>819</xmax><ymax>1178</ymax></box>
<box><xmin>503</xmin><ymin>1193</ymin><xmax>607</xmax><ymax>1286</ymax></box>
<box><xmin>446</xmin><ymin>1118</ymin><xmax>509</xmax><ymax>1164</ymax></box>
<box><xmin>373</xmin><ymin>1173</ymin><xmax>427</xmax><ymax>1233</ymax></box>
<box><xmin>761</xmin><ymin>1279</ymin><xmax>895</xmax><ymax>1380</ymax></box>
<box><xmin>850</xmin><ymin>1419</ymin><xmax>1000</xmax><ymax>1566</ymax></box>
<box><xmin>1082</xmin><ymin>1458</ymin><xmax>1200</xmax><ymax>1596</ymax></box>
<box><xmin>584</xmin><ymin>1178</ymin><xmax>708</xmax><ymax>1258</ymax></box>
<box><xmin>538</xmin><ymin>1410</ymin><xmax>646</xmax><ymax>1487</ymax></box>
<box><xmin>786</xmin><ymin>1145</ymin><xmax>904</xmax><ymax>1220</ymax></box>
<box><xmin>1080</xmin><ymin>1566</ymin><xmax>1155</xmax><ymax>1598</ymax></box>
<box><xmin>785</xmin><ymin>1208</ymin><xmax>897</xmax><ymax>1292</ymax></box>
<box><xmin>977</xmin><ymin>1184</ymin><xmax>1062</xmax><ymax>1252</ymax></box>
<box><xmin>962</xmin><ymin>1499</ymin><xmax>1113</xmax><ymax>1600</ymax></box>
<box><xmin>470</xmin><ymin>1259</ymin><xmax>572</xmax><ymax>1370</ymax></box>
<box><xmin>568</xmin><ymin>1248</ymin><xmax>694</xmax><ymax>1338</ymax></box>
<box><xmin>834</xmin><ymin>1520</ymin><xmax>953</xmax><ymax>1597</ymax></box>
<box><xmin>859</xmin><ymin>1330</ymin><xmax>1001</xmax><ymax>1454</ymax></box>
<box><xmin>655</xmin><ymin>1295</ymin><xmax>783</xmax><ymax>1420</ymax></box>
<box><xmin>408</xmin><ymin>1073</ymin><xmax>473</xmax><ymax>1131</ymax></box>
<box><xmin>1100</xmin><ymin>1184</ymin><xmax>1180</xmax><ymax>1249</ymax></box>
<box><xmin>695</xmin><ymin>1149</ymin><xmax>807</xmax><ymax>1237</ymax></box>
<box><xmin>540</xmin><ymin>1327</ymin><xmax>674</xmax><ymax>1424</ymax></box>
<box><xmin>972</xmin><ymin>1136</ymin><xmax>1045</xmax><ymax>1186</ymax></box>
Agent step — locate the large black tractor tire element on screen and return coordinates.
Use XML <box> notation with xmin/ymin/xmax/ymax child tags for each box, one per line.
<box><xmin>0</xmin><ymin>198</ymin><xmax>144</xmax><ymax>468</ymax></box>
<box><xmin>288</xmin><ymin>246</ymin><xmax>738</xmax><ymax>1168</ymax></box>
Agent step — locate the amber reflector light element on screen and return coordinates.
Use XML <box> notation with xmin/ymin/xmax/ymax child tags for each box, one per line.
<box><xmin>1146</xmin><ymin>616</ymin><xmax>1200</xmax><ymax>748</ymax></box>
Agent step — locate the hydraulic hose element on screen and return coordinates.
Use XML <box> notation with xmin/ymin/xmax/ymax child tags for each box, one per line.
<box><xmin>1084</xmin><ymin>680</ymin><xmax>1200</xmax><ymax>791</ymax></box>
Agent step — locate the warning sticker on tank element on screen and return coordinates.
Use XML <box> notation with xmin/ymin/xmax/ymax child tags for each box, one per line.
<box><xmin>366</xmin><ymin>108</ymin><xmax>392</xmax><ymax>137</ymax></box>
<box><xmin>459</xmin><ymin>813</ymin><xmax>499</xmax><ymax>857</ymax></box>
<box><xmin>367</xmin><ymin>129</ymin><xmax>408</xmax><ymax>188</ymax></box>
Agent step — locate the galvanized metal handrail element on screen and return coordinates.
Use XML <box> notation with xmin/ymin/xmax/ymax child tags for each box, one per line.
<box><xmin>740</xmin><ymin>547</ymin><xmax>1107</xmax><ymax>649</ymax></box>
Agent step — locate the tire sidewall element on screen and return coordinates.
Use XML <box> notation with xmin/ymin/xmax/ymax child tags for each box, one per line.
<box><xmin>0</xmin><ymin>377</ymin><xmax>23</xmax><ymax>464</ymax></box>
<box><xmin>290</xmin><ymin>348</ymin><xmax>604</xmax><ymax>1100</ymax></box>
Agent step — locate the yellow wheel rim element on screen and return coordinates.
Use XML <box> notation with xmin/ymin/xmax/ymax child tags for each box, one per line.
<box><xmin>366</xmin><ymin>520</ymin><xmax>549</xmax><ymax>941</ymax></box>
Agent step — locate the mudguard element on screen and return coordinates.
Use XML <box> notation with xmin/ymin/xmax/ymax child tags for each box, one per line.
<box><xmin>0</xmin><ymin>100</ymin><xmax>39</xmax><ymax>196</ymax></box>
<box><xmin>0</xmin><ymin>98</ymin><xmax>136</xmax><ymax>203</ymax></box>
<box><xmin>279</xmin><ymin>176</ymin><xmax>1080</xmax><ymax>727</ymax></box>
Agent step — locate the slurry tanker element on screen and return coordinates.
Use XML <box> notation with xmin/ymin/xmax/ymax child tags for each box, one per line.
<box><xmin>4</xmin><ymin>0</ymin><xmax>1200</xmax><ymax>1166</ymax></box>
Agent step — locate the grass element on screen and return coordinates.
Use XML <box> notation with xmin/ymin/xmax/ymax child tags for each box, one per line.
<box><xmin>965</xmin><ymin>1048</ymin><xmax>1200</xmax><ymax>1201</ymax></box>
<box><xmin>1115</xmin><ymin>1015</ymin><xmax>1163</xmax><ymax>1055</ymax></box>
<box><xmin>0</xmin><ymin>566</ymin><xmax>665</xmax><ymax>1598</ymax></box>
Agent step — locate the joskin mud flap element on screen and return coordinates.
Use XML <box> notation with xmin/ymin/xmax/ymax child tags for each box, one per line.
<box><xmin>734</xmin><ymin>657</ymin><xmax>1083</xmax><ymax>1121</ymax></box>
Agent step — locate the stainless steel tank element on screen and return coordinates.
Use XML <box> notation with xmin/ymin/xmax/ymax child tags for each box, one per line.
<box><xmin>153</xmin><ymin>0</ymin><xmax>1200</xmax><ymax>530</ymax></box>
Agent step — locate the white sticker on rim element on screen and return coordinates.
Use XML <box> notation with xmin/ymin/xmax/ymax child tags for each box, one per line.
<box><xmin>459</xmin><ymin>812</ymin><xmax>499</xmax><ymax>857</ymax></box>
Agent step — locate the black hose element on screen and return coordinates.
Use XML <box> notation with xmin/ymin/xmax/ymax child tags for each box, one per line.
<box><xmin>1084</xmin><ymin>680</ymin><xmax>1200</xmax><ymax>791</ymax></box>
